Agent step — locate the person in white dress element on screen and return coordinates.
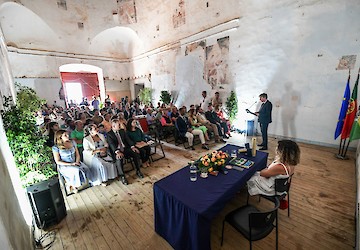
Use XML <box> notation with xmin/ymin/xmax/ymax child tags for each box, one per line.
<box><xmin>52</xmin><ymin>130</ymin><xmax>93</xmax><ymax>193</ymax></box>
<box><xmin>83</xmin><ymin>124</ymin><xmax>118</xmax><ymax>186</ymax></box>
<box><xmin>247</xmin><ymin>140</ymin><xmax>300</xmax><ymax>196</ymax></box>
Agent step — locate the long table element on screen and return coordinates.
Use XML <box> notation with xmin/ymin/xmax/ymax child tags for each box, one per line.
<box><xmin>153</xmin><ymin>144</ymin><xmax>268</xmax><ymax>250</ymax></box>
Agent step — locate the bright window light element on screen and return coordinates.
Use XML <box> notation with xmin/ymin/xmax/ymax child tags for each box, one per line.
<box><xmin>65</xmin><ymin>82</ymin><xmax>83</xmax><ymax>105</ymax></box>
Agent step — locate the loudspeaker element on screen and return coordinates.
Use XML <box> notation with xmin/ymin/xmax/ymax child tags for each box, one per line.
<box><xmin>26</xmin><ymin>177</ymin><xmax>67</xmax><ymax>229</ymax></box>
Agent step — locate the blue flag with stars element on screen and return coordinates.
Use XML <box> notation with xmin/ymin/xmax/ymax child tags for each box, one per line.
<box><xmin>334</xmin><ymin>75</ymin><xmax>351</xmax><ymax>139</ymax></box>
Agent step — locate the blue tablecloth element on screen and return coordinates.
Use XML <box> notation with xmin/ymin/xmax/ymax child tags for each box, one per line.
<box><xmin>153</xmin><ymin>144</ymin><xmax>268</xmax><ymax>250</ymax></box>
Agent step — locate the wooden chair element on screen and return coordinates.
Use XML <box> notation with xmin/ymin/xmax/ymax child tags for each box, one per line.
<box><xmin>221</xmin><ymin>197</ymin><xmax>280</xmax><ymax>250</ymax></box>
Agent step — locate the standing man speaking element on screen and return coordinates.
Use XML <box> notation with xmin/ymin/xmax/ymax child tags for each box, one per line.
<box><xmin>255</xmin><ymin>93</ymin><xmax>272</xmax><ymax>150</ymax></box>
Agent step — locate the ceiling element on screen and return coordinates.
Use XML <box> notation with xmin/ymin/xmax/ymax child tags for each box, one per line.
<box><xmin>0</xmin><ymin>0</ymin><xmax>240</xmax><ymax>60</ymax></box>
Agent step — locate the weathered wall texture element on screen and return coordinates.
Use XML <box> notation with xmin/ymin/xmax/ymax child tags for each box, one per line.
<box><xmin>0</xmin><ymin>0</ymin><xmax>359</xmax><ymax>247</ymax></box>
<box><xmin>2</xmin><ymin>0</ymin><xmax>360</xmax><ymax>147</ymax></box>
<box><xmin>133</xmin><ymin>0</ymin><xmax>360</xmax><ymax>147</ymax></box>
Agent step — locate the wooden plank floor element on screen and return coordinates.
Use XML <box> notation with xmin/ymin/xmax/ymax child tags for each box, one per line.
<box><xmin>38</xmin><ymin>134</ymin><xmax>356</xmax><ymax>250</ymax></box>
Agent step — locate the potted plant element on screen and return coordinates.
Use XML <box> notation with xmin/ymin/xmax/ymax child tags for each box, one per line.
<box><xmin>225</xmin><ymin>90</ymin><xmax>238</xmax><ymax>123</ymax></box>
<box><xmin>138</xmin><ymin>87</ymin><xmax>152</xmax><ymax>105</ymax></box>
<box><xmin>160</xmin><ymin>90</ymin><xmax>171</xmax><ymax>105</ymax></box>
<box><xmin>1</xmin><ymin>84</ymin><xmax>57</xmax><ymax>187</ymax></box>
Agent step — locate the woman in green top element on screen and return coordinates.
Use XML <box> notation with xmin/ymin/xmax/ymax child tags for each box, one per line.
<box><xmin>188</xmin><ymin>108</ymin><xmax>210</xmax><ymax>142</ymax></box>
<box><xmin>70</xmin><ymin>120</ymin><xmax>85</xmax><ymax>161</ymax></box>
<box><xmin>126</xmin><ymin>118</ymin><xmax>151</xmax><ymax>168</ymax></box>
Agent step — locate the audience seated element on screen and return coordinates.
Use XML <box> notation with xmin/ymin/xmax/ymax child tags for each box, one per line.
<box><xmin>78</xmin><ymin>112</ymin><xmax>87</xmax><ymax>125</ymax></box>
<box><xmin>116</xmin><ymin>113</ymin><xmax>128</xmax><ymax>130</ymax></box>
<box><xmin>205</xmin><ymin>103</ymin><xmax>229</xmax><ymax>139</ymax></box>
<box><xmin>70</xmin><ymin>120</ymin><xmax>85</xmax><ymax>161</ymax></box>
<box><xmin>160</xmin><ymin>108</ymin><xmax>176</xmax><ymax>139</ymax></box>
<box><xmin>92</xmin><ymin>109</ymin><xmax>103</xmax><ymax>125</ymax></box>
<box><xmin>176</xmin><ymin>107</ymin><xmax>209</xmax><ymax>150</ymax></box>
<box><xmin>124</xmin><ymin>103</ymin><xmax>132</xmax><ymax>120</ymax></box>
<box><xmin>83</xmin><ymin>124</ymin><xmax>117</xmax><ymax>186</ymax></box>
<box><xmin>52</xmin><ymin>130</ymin><xmax>93</xmax><ymax>193</ymax></box>
<box><xmin>214</xmin><ymin>104</ymin><xmax>231</xmax><ymax>137</ymax></box>
<box><xmin>188</xmin><ymin>108</ymin><xmax>210</xmax><ymax>142</ymax></box>
<box><xmin>170</xmin><ymin>106</ymin><xmax>180</xmax><ymax>123</ymax></box>
<box><xmin>36</xmin><ymin>92</ymin><xmax>237</xmax><ymax>191</ymax></box>
<box><xmin>196</xmin><ymin>106</ymin><xmax>225</xmax><ymax>143</ymax></box>
<box><xmin>107</xmin><ymin>119</ymin><xmax>144</xmax><ymax>185</ymax></box>
<box><xmin>126</xmin><ymin>118</ymin><xmax>151</xmax><ymax>168</ymax></box>
<box><xmin>101</xmin><ymin>112</ymin><xmax>112</xmax><ymax>133</ymax></box>
<box><xmin>45</xmin><ymin>121</ymin><xmax>60</xmax><ymax>147</ymax></box>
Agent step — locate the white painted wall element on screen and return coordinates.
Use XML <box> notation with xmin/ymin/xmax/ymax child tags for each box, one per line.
<box><xmin>4</xmin><ymin>0</ymin><xmax>360</xmax><ymax>148</ymax></box>
<box><xmin>0</xmin><ymin>28</ymin><xmax>31</xmax><ymax>250</ymax></box>
<box><xmin>133</xmin><ymin>0</ymin><xmax>360</xmax><ymax>147</ymax></box>
<box><xmin>15</xmin><ymin>78</ymin><xmax>64</xmax><ymax>107</ymax></box>
<box><xmin>105</xmin><ymin>79</ymin><xmax>130</xmax><ymax>92</ymax></box>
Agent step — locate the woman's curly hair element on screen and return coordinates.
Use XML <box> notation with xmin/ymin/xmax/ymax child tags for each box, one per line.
<box><xmin>277</xmin><ymin>140</ymin><xmax>300</xmax><ymax>166</ymax></box>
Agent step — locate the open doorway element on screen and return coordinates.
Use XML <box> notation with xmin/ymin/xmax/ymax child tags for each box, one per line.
<box><xmin>64</xmin><ymin>82</ymin><xmax>83</xmax><ymax>106</ymax></box>
<box><xmin>59</xmin><ymin>64</ymin><xmax>105</xmax><ymax>107</ymax></box>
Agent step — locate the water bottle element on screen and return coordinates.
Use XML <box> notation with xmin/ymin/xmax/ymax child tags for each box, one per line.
<box><xmin>189</xmin><ymin>162</ymin><xmax>197</xmax><ymax>182</ymax></box>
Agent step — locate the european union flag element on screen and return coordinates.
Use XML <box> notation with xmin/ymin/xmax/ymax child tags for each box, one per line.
<box><xmin>334</xmin><ymin>76</ymin><xmax>351</xmax><ymax>139</ymax></box>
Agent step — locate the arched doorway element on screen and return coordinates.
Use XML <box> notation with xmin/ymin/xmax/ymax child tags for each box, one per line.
<box><xmin>59</xmin><ymin>64</ymin><xmax>105</xmax><ymax>107</ymax></box>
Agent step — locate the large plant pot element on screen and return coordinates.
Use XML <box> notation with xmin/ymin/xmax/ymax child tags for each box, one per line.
<box><xmin>26</xmin><ymin>176</ymin><xmax>67</xmax><ymax>229</ymax></box>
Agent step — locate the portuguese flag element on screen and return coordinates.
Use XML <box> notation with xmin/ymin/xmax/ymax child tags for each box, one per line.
<box><xmin>334</xmin><ymin>76</ymin><xmax>350</xmax><ymax>139</ymax></box>
<box><xmin>350</xmin><ymin>72</ymin><xmax>360</xmax><ymax>141</ymax></box>
<box><xmin>341</xmin><ymin>73</ymin><xmax>359</xmax><ymax>139</ymax></box>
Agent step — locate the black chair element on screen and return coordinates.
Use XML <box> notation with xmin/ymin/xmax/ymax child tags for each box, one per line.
<box><xmin>264</xmin><ymin>175</ymin><xmax>292</xmax><ymax>217</ymax></box>
<box><xmin>221</xmin><ymin>197</ymin><xmax>280</xmax><ymax>250</ymax></box>
<box><xmin>161</xmin><ymin>125</ymin><xmax>176</xmax><ymax>143</ymax></box>
<box><xmin>248</xmin><ymin>175</ymin><xmax>293</xmax><ymax>217</ymax></box>
<box><xmin>174</xmin><ymin>120</ymin><xmax>201</xmax><ymax>149</ymax></box>
<box><xmin>147</xmin><ymin>131</ymin><xmax>166</xmax><ymax>162</ymax></box>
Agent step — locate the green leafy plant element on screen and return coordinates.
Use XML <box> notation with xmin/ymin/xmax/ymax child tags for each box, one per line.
<box><xmin>1</xmin><ymin>84</ymin><xmax>57</xmax><ymax>187</ymax></box>
<box><xmin>160</xmin><ymin>90</ymin><xmax>171</xmax><ymax>105</ymax></box>
<box><xmin>138</xmin><ymin>87</ymin><xmax>152</xmax><ymax>105</ymax></box>
<box><xmin>225</xmin><ymin>91</ymin><xmax>238</xmax><ymax>123</ymax></box>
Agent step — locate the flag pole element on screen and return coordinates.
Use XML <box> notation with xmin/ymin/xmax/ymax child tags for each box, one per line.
<box><xmin>340</xmin><ymin>138</ymin><xmax>347</xmax><ymax>156</ymax></box>
<box><xmin>342</xmin><ymin>139</ymin><xmax>351</xmax><ymax>158</ymax></box>
<box><xmin>337</xmin><ymin>139</ymin><xmax>342</xmax><ymax>155</ymax></box>
<box><xmin>336</xmin><ymin>138</ymin><xmax>346</xmax><ymax>159</ymax></box>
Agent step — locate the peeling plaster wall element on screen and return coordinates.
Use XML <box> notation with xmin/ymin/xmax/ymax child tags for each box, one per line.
<box><xmin>133</xmin><ymin>0</ymin><xmax>360</xmax><ymax>147</ymax></box>
<box><xmin>3</xmin><ymin>0</ymin><xmax>360</xmax><ymax>148</ymax></box>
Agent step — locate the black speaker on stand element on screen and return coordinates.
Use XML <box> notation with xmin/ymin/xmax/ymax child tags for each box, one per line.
<box><xmin>26</xmin><ymin>177</ymin><xmax>67</xmax><ymax>229</ymax></box>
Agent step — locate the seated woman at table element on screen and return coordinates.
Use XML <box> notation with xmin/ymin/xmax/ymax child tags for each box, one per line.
<box><xmin>126</xmin><ymin>118</ymin><xmax>151</xmax><ymax>168</ymax></box>
<box><xmin>83</xmin><ymin>124</ymin><xmax>118</xmax><ymax>186</ymax></box>
<box><xmin>247</xmin><ymin>140</ymin><xmax>300</xmax><ymax>196</ymax></box>
<box><xmin>52</xmin><ymin>130</ymin><xmax>93</xmax><ymax>193</ymax></box>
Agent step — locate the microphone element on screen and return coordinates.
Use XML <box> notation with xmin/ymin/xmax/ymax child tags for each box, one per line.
<box><xmin>248</xmin><ymin>101</ymin><xmax>257</xmax><ymax>109</ymax></box>
<box><xmin>245</xmin><ymin>101</ymin><xmax>257</xmax><ymax>115</ymax></box>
